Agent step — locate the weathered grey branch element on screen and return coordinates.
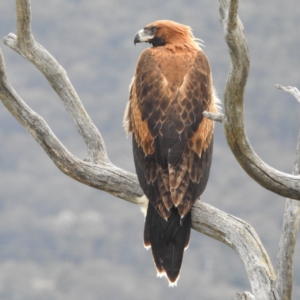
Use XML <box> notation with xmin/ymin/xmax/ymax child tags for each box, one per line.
<box><xmin>275</xmin><ymin>86</ymin><xmax>300</xmax><ymax>300</ymax></box>
<box><xmin>0</xmin><ymin>49</ymin><xmax>143</xmax><ymax>204</ymax></box>
<box><xmin>275</xmin><ymin>85</ymin><xmax>300</xmax><ymax>103</ymax></box>
<box><xmin>235</xmin><ymin>292</ymin><xmax>256</xmax><ymax>300</ymax></box>
<box><xmin>203</xmin><ymin>110</ymin><xmax>224</xmax><ymax>122</ymax></box>
<box><xmin>3</xmin><ymin>0</ymin><xmax>107</xmax><ymax>165</ymax></box>
<box><xmin>219</xmin><ymin>0</ymin><xmax>300</xmax><ymax>200</ymax></box>
<box><xmin>192</xmin><ymin>201</ymin><xmax>275</xmax><ymax>300</ymax></box>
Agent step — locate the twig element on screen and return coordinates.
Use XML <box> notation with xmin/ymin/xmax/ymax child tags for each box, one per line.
<box><xmin>235</xmin><ymin>292</ymin><xmax>256</xmax><ymax>300</ymax></box>
<box><xmin>275</xmin><ymin>84</ymin><xmax>300</xmax><ymax>103</ymax></box>
<box><xmin>203</xmin><ymin>110</ymin><xmax>224</xmax><ymax>122</ymax></box>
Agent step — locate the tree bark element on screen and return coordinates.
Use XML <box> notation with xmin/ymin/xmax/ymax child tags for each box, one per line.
<box><xmin>218</xmin><ymin>0</ymin><xmax>300</xmax><ymax>200</ymax></box>
<box><xmin>275</xmin><ymin>86</ymin><xmax>300</xmax><ymax>300</ymax></box>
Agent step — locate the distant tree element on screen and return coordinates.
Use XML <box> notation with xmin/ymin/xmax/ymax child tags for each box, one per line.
<box><xmin>0</xmin><ymin>0</ymin><xmax>299</xmax><ymax>299</ymax></box>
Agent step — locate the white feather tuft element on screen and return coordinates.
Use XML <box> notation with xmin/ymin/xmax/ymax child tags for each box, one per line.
<box><xmin>136</xmin><ymin>195</ymin><xmax>148</xmax><ymax>217</ymax></box>
<box><xmin>157</xmin><ymin>271</ymin><xmax>167</xmax><ymax>278</ymax></box>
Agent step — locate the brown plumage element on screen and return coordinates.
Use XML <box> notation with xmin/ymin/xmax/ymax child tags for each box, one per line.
<box><xmin>124</xmin><ymin>20</ymin><xmax>220</xmax><ymax>285</ymax></box>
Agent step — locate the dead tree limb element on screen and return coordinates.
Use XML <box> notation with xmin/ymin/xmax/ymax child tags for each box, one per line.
<box><xmin>7</xmin><ymin>0</ymin><xmax>107</xmax><ymax>165</ymax></box>
<box><xmin>218</xmin><ymin>0</ymin><xmax>300</xmax><ymax>200</ymax></box>
<box><xmin>0</xmin><ymin>50</ymin><xmax>143</xmax><ymax>203</ymax></box>
<box><xmin>275</xmin><ymin>86</ymin><xmax>300</xmax><ymax>300</ymax></box>
<box><xmin>192</xmin><ymin>201</ymin><xmax>276</xmax><ymax>299</ymax></box>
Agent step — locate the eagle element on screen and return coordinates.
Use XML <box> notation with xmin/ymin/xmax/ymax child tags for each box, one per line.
<box><xmin>124</xmin><ymin>20</ymin><xmax>220</xmax><ymax>285</ymax></box>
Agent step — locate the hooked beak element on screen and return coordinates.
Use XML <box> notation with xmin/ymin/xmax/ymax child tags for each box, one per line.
<box><xmin>134</xmin><ymin>28</ymin><xmax>154</xmax><ymax>45</ymax></box>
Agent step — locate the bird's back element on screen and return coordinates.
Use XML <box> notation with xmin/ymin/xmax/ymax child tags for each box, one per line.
<box><xmin>124</xmin><ymin>20</ymin><xmax>220</xmax><ymax>285</ymax></box>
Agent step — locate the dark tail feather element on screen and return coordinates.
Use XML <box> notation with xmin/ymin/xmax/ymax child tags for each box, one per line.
<box><xmin>144</xmin><ymin>203</ymin><xmax>191</xmax><ymax>285</ymax></box>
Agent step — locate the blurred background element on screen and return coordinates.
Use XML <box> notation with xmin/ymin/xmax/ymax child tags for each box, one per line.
<box><xmin>0</xmin><ymin>0</ymin><xmax>300</xmax><ymax>299</ymax></box>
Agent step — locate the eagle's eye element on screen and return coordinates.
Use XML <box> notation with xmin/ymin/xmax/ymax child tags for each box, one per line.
<box><xmin>148</xmin><ymin>26</ymin><xmax>157</xmax><ymax>35</ymax></box>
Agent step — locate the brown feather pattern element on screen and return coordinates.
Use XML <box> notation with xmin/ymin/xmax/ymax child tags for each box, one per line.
<box><xmin>125</xmin><ymin>47</ymin><xmax>217</xmax><ymax>216</ymax></box>
<box><xmin>124</xmin><ymin>20</ymin><xmax>219</xmax><ymax>284</ymax></box>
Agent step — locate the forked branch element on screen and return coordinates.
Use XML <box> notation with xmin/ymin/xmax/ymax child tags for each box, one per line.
<box><xmin>218</xmin><ymin>0</ymin><xmax>300</xmax><ymax>200</ymax></box>
<box><xmin>5</xmin><ymin>0</ymin><xmax>107</xmax><ymax>164</ymax></box>
<box><xmin>0</xmin><ymin>48</ymin><xmax>143</xmax><ymax>203</ymax></box>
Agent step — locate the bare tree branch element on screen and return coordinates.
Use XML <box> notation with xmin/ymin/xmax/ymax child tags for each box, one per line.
<box><xmin>275</xmin><ymin>86</ymin><xmax>300</xmax><ymax>300</ymax></box>
<box><xmin>203</xmin><ymin>110</ymin><xmax>224</xmax><ymax>122</ymax></box>
<box><xmin>219</xmin><ymin>0</ymin><xmax>300</xmax><ymax>200</ymax></box>
<box><xmin>192</xmin><ymin>201</ymin><xmax>276</xmax><ymax>300</ymax></box>
<box><xmin>4</xmin><ymin>0</ymin><xmax>107</xmax><ymax>165</ymax></box>
<box><xmin>0</xmin><ymin>48</ymin><xmax>143</xmax><ymax>203</ymax></box>
<box><xmin>275</xmin><ymin>85</ymin><xmax>300</xmax><ymax>104</ymax></box>
<box><xmin>235</xmin><ymin>292</ymin><xmax>256</xmax><ymax>300</ymax></box>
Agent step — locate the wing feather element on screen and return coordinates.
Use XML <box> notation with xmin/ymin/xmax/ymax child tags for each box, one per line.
<box><xmin>125</xmin><ymin>47</ymin><xmax>217</xmax><ymax>218</ymax></box>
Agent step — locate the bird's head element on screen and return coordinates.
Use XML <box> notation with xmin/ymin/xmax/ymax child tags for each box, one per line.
<box><xmin>133</xmin><ymin>20</ymin><xmax>201</xmax><ymax>51</ymax></box>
